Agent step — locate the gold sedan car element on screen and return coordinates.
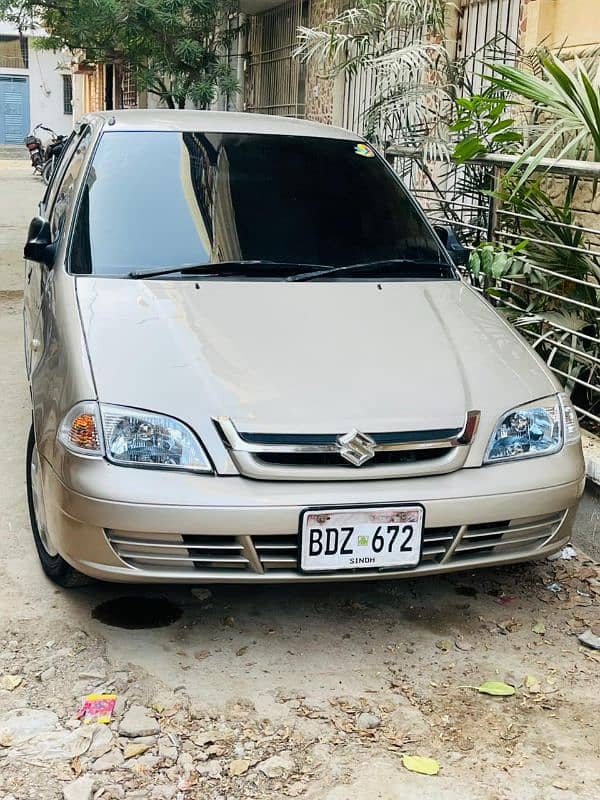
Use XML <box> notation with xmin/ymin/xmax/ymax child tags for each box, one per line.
<box><xmin>23</xmin><ymin>110</ymin><xmax>585</xmax><ymax>587</ymax></box>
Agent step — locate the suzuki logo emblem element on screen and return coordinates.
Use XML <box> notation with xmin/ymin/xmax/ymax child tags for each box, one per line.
<box><xmin>337</xmin><ymin>429</ymin><xmax>376</xmax><ymax>466</ymax></box>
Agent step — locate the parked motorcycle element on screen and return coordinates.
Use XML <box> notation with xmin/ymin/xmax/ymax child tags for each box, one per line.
<box><xmin>24</xmin><ymin>124</ymin><xmax>67</xmax><ymax>184</ymax></box>
<box><xmin>41</xmin><ymin>133</ymin><xmax>67</xmax><ymax>184</ymax></box>
<box><xmin>24</xmin><ymin>124</ymin><xmax>46</xmax><ymax>172</ymax></box>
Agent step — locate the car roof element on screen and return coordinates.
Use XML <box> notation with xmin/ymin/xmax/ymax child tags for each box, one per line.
<box><xmin>83</xmin><ymin>110</ymin><xmax>362</xmax><ymax>141</ymax></box>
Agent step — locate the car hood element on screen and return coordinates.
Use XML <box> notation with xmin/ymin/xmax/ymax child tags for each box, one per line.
<box><xmin>76</xmin><ymin>278</ymin><xmax>557</xmax><ymax>465</ymax></box>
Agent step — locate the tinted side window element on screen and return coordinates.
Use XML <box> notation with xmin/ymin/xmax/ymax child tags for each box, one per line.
<box><xmin>41</xmin><ymin>130</ymin><xmax>76</xmax><ymax>211</ymax></box>
<box><xmin>50</xmin><ymin>127</ymin><xmax>92</xmax><ymax>240</ymax></box>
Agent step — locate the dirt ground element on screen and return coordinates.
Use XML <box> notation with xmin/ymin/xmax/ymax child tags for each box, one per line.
<box><xmin>0</xmin><ymin>160</ymin><xmax>599</xmax><ymax>800</ymax></box>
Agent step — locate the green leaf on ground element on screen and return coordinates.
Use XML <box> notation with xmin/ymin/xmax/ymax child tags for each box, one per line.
<box><xmin>477</xmin><ymin>681</ymin><xmax>516</xmax><ymax>697</ymax></box>
<box><xmin>532</xmin><ymin>622</ymin><xmax>546</xmax><ymax>635</ymax></box>
<box><xmin>402</xmin><ymin>755</ymin><xmax>440</xmax><ymax>775</ymax></box>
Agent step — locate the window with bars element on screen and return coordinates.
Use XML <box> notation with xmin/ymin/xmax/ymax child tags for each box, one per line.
<box><xmin>63</xmin><ymin>74</ymin><xmax>73</xmax><ymax>114</ymax></box>
<box><xmin>121</xmin><ymin>64</ymin><xmax>138</xmax><ymax>109</ymax></box>
<box><xmin>0</xmin><ymin>35</ymin><xmax>28</xmax><ymax>69</ymax></box>
<box><xmin>245</xmin><ymin>0</ymin><xmax>309</xmax><ymax>117</ymax></box>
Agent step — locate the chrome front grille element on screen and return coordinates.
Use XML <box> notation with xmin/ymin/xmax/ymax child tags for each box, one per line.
<box><xmin>255</xmin><ymin>448</ymin><xmax>453</xmax><ymax>468</ymax></box>
<box><xmin>106</xmin><ymin>525</ymin><xmax>458</xmax><ymax>574</ymax></box>
<box><xmin>252</xmin><ymin>535</ymin><xmax>298</xmax><ymax>569</ymax></box>
<box><xmin>106</xmin><ymin>530</ymin><xmax>303</xmax><ymax>574</ymax></box>
<box><xmin>106</xmin><ymin>510</ymin><xmax>567</xmax><ymax>579</ymax></box>
<box><xmin>213</xmin><ymin>414</ymin><xmax>480</xmax><ymax>481</ymax></box>
<box><xmin>106</xmin><ymin>531</ymin><xmax>251</xmax><ymax>571</ymax></box>
<box><xmin>421</xmin><ymin>526</ymin><xmax>460</xmax><ymax>562</ymax></box>
<box><xmin>452</xmin><ymin>512</ymin><xmax>566</xmax><ymax>560</ymax></box>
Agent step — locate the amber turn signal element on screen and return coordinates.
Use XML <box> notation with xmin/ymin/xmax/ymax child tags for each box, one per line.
<box><xmin>58</xmin><ymin>402</ymin><xmax>103</xmax><ymax>456</ymax></box>
<box><xmin>69</xmin><ymin>413</ymin><xmax>100</xmax><ymax>451</ymax></box>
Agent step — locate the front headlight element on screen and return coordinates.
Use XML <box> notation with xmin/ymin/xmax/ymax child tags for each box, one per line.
<box><xmin>58</xmin><ymin>402</ymin><xmax>212</xmax><ymax>473</ymax></box>
<box><xmin>100</xmin><ymin>404</ymin><xmax>212</xmax><ymax>472</ymax></box>
<box><xmin>484</xmin><ymin>393</ymin><xmax>579</xmax><ymax>464</ymax></box>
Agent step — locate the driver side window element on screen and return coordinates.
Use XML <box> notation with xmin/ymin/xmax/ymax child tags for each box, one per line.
<box><xmin>49</xmin><ymin>127</ymin><xmax>92</xmax><ymax>241</ymax></box>
<box><xmin>41</xmin><ymin>130</ymin><xmax>76</xmax><ymax>210</ymax></box>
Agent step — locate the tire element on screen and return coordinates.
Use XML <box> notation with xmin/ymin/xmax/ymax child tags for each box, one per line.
<box><xmin>26</xmin><ymin>424</ymin><xmax>91</xmax><ymax>588</ymax></box>
<box><xmin>41</xmin><ymin>158</ymin><xmax>54</xmax><ymax>185</ymax></box>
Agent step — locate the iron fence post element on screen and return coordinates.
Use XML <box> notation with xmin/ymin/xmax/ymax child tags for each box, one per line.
<box><xmin>486</xmin><ymin>165</ymin><xmax>499</xmax><ymax>243</ymax></box>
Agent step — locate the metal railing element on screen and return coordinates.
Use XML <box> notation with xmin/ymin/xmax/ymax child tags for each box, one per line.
<box><xmin>386</xmin><ymin>147</ymin><xmax>600</xmax><ymax>429</ymax></box>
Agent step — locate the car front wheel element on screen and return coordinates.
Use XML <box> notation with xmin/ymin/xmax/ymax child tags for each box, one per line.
<box><xmin>26</xmin><ymin>424</ymin><xmax>91</xmax><ymax>587</ymax></box>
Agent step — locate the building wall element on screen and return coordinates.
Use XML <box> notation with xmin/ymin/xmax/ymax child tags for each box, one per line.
<box><xmin>521</xmin><ymin>0</ymin><xmax>600</xmax><ymax>53</ymax></box>
<box><xmin>26</xmin><ymin>46</ymin><xmax>72</xmax><ymax>135</ymax></box>
<box><xmin>241</xmin><ymin>0</ymin><xmax>600</xmax><ymax>128</ymax></box>
<box><xmin>0</xmin><ymin>24</ymin><xmax>72</xmax><ymax>140</ymax></box>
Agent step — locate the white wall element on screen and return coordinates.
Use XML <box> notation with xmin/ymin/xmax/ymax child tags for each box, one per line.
<box><xmin>27</xmin><ymin>46</ymin><xmax>72</xmax><ymax>136</ymax></box>
<box><xmin>71</xmin><ymin>72</ymin><xmax>85</xmax><ymax>121</ymax></box>
<box><xmin>0</xmin><ymin>24</ymin><xmax>73</xmax><ymax>140</ymax></box>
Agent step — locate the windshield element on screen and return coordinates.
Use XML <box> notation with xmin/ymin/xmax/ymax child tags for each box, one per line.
<box><xmin>69</xmin><ymin>131</ymin><xmax>447</xmax><ymax>278</ymax></box>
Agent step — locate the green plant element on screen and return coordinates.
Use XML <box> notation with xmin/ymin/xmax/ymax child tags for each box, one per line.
<box><xmin>295</xmin><ymin>0</ymin><xmax>456</xmax><ymax>155</ymax></box>
<box><xmin>451</xmin><ymin>93</ymin><xmax>523</xmax><ymax>164</ymax></box>
<box><xmin>0</xmin><ymin>0</ymin><xmax>243</xmax><ymax>109</ymax></box>
<box><xmin>468</xmin><ymin>239</ymin><xmax>527</xmax><ymax>282</ymax></box>
<box><xmin>489</xmin><ymin>51</ymin><xmax>600</xmax><ymax>187</ymax></box>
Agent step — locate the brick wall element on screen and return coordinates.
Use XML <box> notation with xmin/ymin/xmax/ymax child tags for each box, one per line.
<box><xmin>544</xmin><ymin>176</ymin><xmax>600</xmax><ymax>235</ymax></box>
<box><xmin>304</xmin><ymin>0</ymin><xmax>339</xmax><ymax>124</ymax></box>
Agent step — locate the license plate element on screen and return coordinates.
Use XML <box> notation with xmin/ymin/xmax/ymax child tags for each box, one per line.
<box><xmin>300</xmin><ymin>505</ymin><xmax>424</xmax><ymax>572</ymax></box>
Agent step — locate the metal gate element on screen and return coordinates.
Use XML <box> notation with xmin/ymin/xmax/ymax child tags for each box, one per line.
<box><xmin>342</xmin><ymin>0</ymin><xmax>522</xmax><ymax>140</ymax></box>
<box><xmin>457</xmin><ymin>0</ymin><xmax>521</xmax><ymax>95</ymax></box>
<box><xmin>0</xmin><ymin>75</ymin><xmax>29</xmax><ymax>144</ymax></box>
<box><xmin>341</xmin><ymin>24</ymin><xmax>422</xmax><ymax>141</ymax></box>
<box><xmin>245</xmin><ymin>0</ymin><xmax>309</xmax><ymax>117</ymax></box>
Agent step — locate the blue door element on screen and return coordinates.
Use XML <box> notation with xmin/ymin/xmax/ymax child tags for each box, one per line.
<box><xmin>0</xmin><ymin>76</ymin><xmax>30</xmax><ymax>144</ymax></box>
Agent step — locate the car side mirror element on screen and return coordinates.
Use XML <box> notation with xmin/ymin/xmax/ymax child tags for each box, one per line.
<box><xmin>24</xmin><ymin>216</ymin><xmax>56</xmax><ymax>268</ymax></box>
<box><xmin>433</xmin><ymin>224</ymin><xmax>470</xmax><ymax>267</ymax></box>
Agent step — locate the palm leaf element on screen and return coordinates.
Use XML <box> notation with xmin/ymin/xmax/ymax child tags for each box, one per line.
<box><xmin>488</xmin><ymin>53</ymin><xmax>600</xmax><ymax>186</ymax></box>
<box><xmin>295</xmin><ymin>0</ymin><xmax>455</xmax><ymax>146</ymax></box>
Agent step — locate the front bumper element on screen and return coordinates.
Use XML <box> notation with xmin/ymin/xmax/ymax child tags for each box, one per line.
<box><xmin>43</xmin><ymin>445</ymin><xmax>586</xmax><ymax>583</ymax></box>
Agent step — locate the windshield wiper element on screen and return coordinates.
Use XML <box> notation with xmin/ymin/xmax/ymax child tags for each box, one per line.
<box><xmin>287</xmin><ymin>258</ymin><xmax>456</xmax><ymax>282</ymax></box>
<box><xmin>128</xmin><ymin>260</ymin><xmax>330</xmax><ymax>279</ymax></box>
